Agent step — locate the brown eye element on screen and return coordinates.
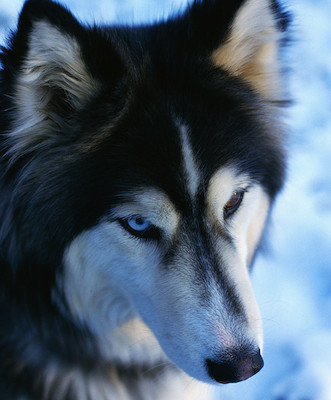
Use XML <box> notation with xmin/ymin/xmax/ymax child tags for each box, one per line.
<box><xmin>223</xmin><ymin>191</ymin><xmax>244</xmax><ymax>218</ymax></box>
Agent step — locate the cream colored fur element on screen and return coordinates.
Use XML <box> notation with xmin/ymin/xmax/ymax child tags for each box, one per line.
<box><xmin>211</xmin><ymin>0</ymin><xmax>286</xmax><ymax>101</ymax></box>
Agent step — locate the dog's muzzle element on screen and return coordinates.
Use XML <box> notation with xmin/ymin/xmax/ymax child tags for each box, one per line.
<box><xmin>206</xmin><ymin>349</ymin><xmax>264</xmax><ymax>384</ymax></box>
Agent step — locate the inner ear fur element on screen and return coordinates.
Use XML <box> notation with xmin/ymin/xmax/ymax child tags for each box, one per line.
<box><xmin>3</xmin><ymin>0</ymin><xmax>104</xmax><ymax>157</ymax></box>
<box><xmin>211</xmin><ymin>0</ymin><xmax>289</xmax><ymax>102</ymax></box>
<box><xmin>10</xmin><ymin>19</ymin><xmax>100</xmax><ymax>155</ymax></box>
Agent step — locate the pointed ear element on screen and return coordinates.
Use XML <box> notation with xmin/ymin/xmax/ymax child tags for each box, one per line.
<box><xmin>17</xmin><ymin>18</ymin><xmax>98</xmax><ymax>116</ymax></box>
<box><xmin>210</xmin><ymin>0</ymin><xmax>290</xmax><ymax>102</ymax></box>
<box><xmin>4</xmin><ymin>0</ymin><xmax>123</xmax><ymax>155</ymax></box>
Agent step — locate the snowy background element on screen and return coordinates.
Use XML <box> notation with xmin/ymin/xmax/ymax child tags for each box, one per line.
<box><xmin>0</xmin><ymin>0</ymin><xmax>330</xmax><ymax>399</ymax></box>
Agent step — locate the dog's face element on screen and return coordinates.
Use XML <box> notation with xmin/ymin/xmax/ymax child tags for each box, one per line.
<box><xmin>64</xmin><ymin>167</ymin><xmax>270</xmax><ymax>383</ymax></box>
<box><xmin>61</xmin><ymin>75</ymin><xmax>283</xmax><ymax>382</ymax></box>
<box><xmin>0</xmin><ymin>0</ymin><xmax>289</xmax><ymax>385</ymax></box>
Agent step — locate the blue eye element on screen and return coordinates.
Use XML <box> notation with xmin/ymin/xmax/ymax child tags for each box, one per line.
<box><xmin>119</xmin><ymin>216</ymin><xmax>160</xmax><ymax>239</ymax></box>
<box><xmin>127</xmin><ymin>217</ymin><xmax>151</xmax><ymax>232</ymax></box>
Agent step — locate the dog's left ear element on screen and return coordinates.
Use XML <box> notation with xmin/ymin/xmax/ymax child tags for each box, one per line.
<box><xmin>188</xmin><ymin>0</ymin><xmax>290</xmax><ymax>102</ymax></box>
<box><xmin>1</xmin><ymin>0</ymin><xmax>126</xmax><ymax>158</ymax></box>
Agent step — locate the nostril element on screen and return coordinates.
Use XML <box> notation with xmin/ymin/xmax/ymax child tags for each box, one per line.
<box><xmin>206</xmin><ymin>358</ymin><xmax>237</xmax><ymax>384</ymax></box>
<box><xmin>206</xmin><ymin>349</ymin><xmax>264</xmax><ymax>384</ymax></box>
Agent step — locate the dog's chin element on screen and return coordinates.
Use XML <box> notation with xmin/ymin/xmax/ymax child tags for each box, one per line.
<box><xmin>151</xmin><ymin>338</ymin><xmax>210</xmax><ymax>383</ymax></box>
<box><xmin>166</xmin><ymin>355</ymin><xmax>213</xmax><ymax>384</ymax></box>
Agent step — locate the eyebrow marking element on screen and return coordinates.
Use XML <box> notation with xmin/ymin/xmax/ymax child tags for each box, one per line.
<box><xmin>178</xmin><ymin>124</ymin><xmax>201</xmax><ymax>199</ymax></box>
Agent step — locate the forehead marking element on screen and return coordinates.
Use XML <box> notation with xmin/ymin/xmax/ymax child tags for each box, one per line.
<box><xmin>178</xmin><ymin>124</ymin><xmax>201</xmax><ymax>199</ymax></box>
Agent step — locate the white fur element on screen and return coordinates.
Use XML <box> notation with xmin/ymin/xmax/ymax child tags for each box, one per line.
<box><xmin>207</xmin><ymin>166</ymin><xmax>269</xmax><ymax>265</ymax></box>
<box><xmin>206</xmin><ymin>166</ymin><xmax>269</xmax><ymax>348</ymax></box>
<box><xmin>63</xmin><ymin>225</ymin><xmax>167</xmax><ymax>366</ymax></box>
<box><xmin>40</xmin><ymin>358</ymin><xmax>207</xmax><ymax>400</ymax></box>
<box><xmin>178</xmin><ymin>124</ymin><xmax>201</xmax><ymax>198</ymax></box>
<box><xmin>63</xmin><ymin>166</ymin><xmax>269</xmax><ymax>391</ymax></box>
<box><xmin>63</xmin><ymin>216</ymin><xmax>213</xmax><ymax>399</ymax></box>
<box><xmin>63</xmin><ymin>189</ymin><xmax>179</xmax><ymax>364</ymax></box>
<box><xmin>211</xmin><ymin>0</ymin><xmax>286</xmax><ymax>100</ymax></box>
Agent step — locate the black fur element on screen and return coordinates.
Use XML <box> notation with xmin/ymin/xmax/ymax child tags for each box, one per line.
<box><xmin>0</xmin><ymin>0</ymin><xmax>289</xmax><ymax>398</ymax></box>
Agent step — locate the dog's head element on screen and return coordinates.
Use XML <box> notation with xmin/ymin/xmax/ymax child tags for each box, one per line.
<box><xmin>0</xmin><ymin>0</ymin><xmax>289</xmax><ymax>384</ymax></box>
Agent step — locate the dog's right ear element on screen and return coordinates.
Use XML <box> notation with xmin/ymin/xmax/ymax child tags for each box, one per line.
<box><xmin>182</xmin><ymin>0</ymin><xmax>290</xmax><ymax>102</ymax></box>
<box><xmin>2</xmin><ymin>0</ymin><xmax>125</xmax><ymax>156</ymax></box>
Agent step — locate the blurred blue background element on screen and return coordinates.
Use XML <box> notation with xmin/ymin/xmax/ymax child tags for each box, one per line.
<box><xmin>1</xmin><ymin>1</ymin><xmax>330</xmax><ymax>399</ymax></box>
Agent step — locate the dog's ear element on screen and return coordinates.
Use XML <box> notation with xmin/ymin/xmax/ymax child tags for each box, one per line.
<box><xmin>2</xmin><ymin>0</ymin><xmax>124</xmax><ymax>156</ymax></box>
<box><xmin>187</xmin><ymin>0</ymin><xmax>290</xmax><ymax>102</ymax></box>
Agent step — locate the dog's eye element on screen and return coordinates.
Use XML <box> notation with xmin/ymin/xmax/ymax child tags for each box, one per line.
<box><xmin>119</xmin><ymin>216</ymin><xmax>160</xmax><ymax>239</ymax></box>
<box><xmin>223</xmin><ymin>191</ymin><xmax>244</xmax><ymax>218</ymax></box>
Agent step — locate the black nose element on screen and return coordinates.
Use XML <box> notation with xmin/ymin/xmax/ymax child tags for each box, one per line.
<box><xmin>206</xmin><ymin>349</ymin><xmax>264</xmax><ymax>384</ymax></box>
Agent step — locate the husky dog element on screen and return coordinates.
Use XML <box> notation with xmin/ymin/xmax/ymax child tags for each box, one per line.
<box><xmin>0</xmin><ymin>0</ymin><xmax>290</xmax><ymax>399</ymax></box>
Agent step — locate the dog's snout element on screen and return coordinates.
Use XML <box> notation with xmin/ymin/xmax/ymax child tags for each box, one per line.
<box><xmin>206</xmin><ymin>349</ymin><xmax>264</xmax><ymax>384</ymax></box>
